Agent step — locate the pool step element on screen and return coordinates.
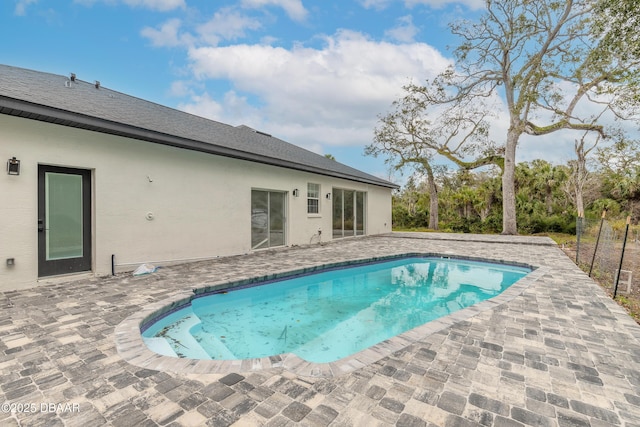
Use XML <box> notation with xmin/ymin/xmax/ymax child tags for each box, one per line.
<box><xmin>142</xmin><ymin>337</ymin><xmax>178</xmax><ymax>358</ymax></box>
<box><xmin>145</xmin><ymin>314</ymin><xmax>211</xmax><ymax>359</ymax></box>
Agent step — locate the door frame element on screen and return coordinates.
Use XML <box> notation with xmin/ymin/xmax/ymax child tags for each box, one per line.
<box><xmin>332</xmin><ymin>188</ymin><xmax>366</xmax><ymax>238</ymax></box>
<box><xmin>38</xmin><ymin>165</ymin><xmax>92</xmax><ymax>277</ymax></box>
<box><xmin>250</xmin><ymin>189</ymin><xmax>287</xmax><ymax>250</ymax></box>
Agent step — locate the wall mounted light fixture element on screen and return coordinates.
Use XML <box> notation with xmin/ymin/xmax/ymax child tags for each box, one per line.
<box><xmin>293</xmin><ymin>189</ymin><xmax>299</xmax><ymax>197</ymax></box>
<box><xmin>326</xmin><ymin>193</ymin><xmax>331</xmax><ymax>200</ymax></box>
<box><xmin>7</xmin><ymin>157</ymin><xmax>20</xmax><ymax>175</ymax></box>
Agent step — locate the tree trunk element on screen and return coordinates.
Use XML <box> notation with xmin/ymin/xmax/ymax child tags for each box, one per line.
<box><xmin>502</xmin><ymin>129</ymin><xmax>519</xmax><ymax>235</ymax></box>
<box><xmin>575</xmin><ymin>147</ymin><xmax>587</xmax><ymax>217</ymax></box>
<box><xmin>425</xmin><ymin>163</ymin><xmax>439</xmax><ymax>230</ymax></box>
<box><xmin>575</xmin><ymin>188</ymin><xmax>584</xmax><ymax>218</ymax></box>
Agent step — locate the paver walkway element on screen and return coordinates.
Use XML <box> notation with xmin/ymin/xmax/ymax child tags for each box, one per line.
<box><xmin>1</xmin><ymin>233</ymin><xmax>640</xmax><ymax>427</ymax></box>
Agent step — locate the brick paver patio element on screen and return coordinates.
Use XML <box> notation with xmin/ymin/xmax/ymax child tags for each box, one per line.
<box><xmin>1</xmin><ymin>233</ymin><xmax>640</xmax><ymax>426</ymax></box>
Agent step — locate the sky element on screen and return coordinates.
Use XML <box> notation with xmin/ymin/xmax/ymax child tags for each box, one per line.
<box><xmin>0</xmin><ymin>0</ymin><xmax>615</xmax><ymax>185</ymax></box>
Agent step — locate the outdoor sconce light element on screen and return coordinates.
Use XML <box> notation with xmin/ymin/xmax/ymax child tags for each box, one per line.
<box><xmin>7</xmin><ymin>157</ymin><xmax>20</xmax><ymax>175</ymax></box>
<box><xmin>326</xmin><ymin>193</ymin><xmax>331</xmax><ymax>200</ymax></box>
<box><xmin>293</xmin><ymin>189</ymin><xmax>299</xmax><ymax>197</ymax></box>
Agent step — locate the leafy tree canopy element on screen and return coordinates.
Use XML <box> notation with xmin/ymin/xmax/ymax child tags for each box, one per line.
<box><xmin>371</xmin><ymin>0</ymin><xmax>640</xmax><ymax>234</ymax></box>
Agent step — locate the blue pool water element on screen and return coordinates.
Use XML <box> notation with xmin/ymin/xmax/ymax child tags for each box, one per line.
<box><xmin>142</xmin><ymin>257</ymin><xmax>530</xmax><ymax>363</ymax></box>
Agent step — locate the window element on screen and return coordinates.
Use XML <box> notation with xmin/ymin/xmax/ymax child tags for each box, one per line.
<box><xmin>307</xmin><ymin>183</ymin><xmax>320</xmax><ymax>214</ymax></box>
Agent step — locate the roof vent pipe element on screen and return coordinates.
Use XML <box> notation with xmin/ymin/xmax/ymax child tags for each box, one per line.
<box><xmin>95</xmin><ymin>81</ymin><xmax>100</xmax><ymax>89</ymax></box>
<box><xmin>70</xmin><ymin>73</ymin><xmax>76</xmax><ymax>82</ymax></box>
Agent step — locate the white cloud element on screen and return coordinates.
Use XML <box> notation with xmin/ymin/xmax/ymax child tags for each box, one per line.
<box><xmin>73</xmin><ymin>0</ymin><xmax>185</xmax><ymax>11</ymax></box>
<box><xmin>168</xmin><ymin>80</ymin><xmax>193</xmax><ymax>97</ymax></box>
<box><xmin>406</xmin><ymin>0</ymin><xmax>484</xmax><ymax>10</ymax></box>
<box><xmin>240</xmin><ymin>0</ymin><xmax>308</xmax><ymax>22</ymax></box>
<box><xmin>179</xmin><ymin>90</ymin><xmax>262</xmax><ymax>126</ymax></box>
<box><xmin>181</xmin><ymin>30</ymin><xmax>451</xmax><ymax>150</ymax></box>
<box><xmin>385</xmin><ymin>15</ymin><xmax>419</xmax><ymax>42</ymax></box>
<box><xmin>196</xmin><ymin>8</ymin><xmax>263</xmax><ymax>45</ymax></box>
<box><xmin>178</xmin><ymin>92</ymin><xmax>224</xmax><ymax>120</ymax></box>
<box><xmin>358</xmin><ymin>0</ymin><xmax>484</xmax><ymax>11</ymax></box>
<box><xmin>122</xmin><ymin>0</ymin><xmax>185</xmax><ymax>10</ymax></box>
<box><xmin>260</xmin><ymin>35</ymin><xmax>279</xmax><ymax>45</ymax></box>
<box><xmin>141</xmin><ymin>18</ymin><xmax>195</xmax><ymax>48</ymax></box>
<box><xmin>14</xmin><ymin>0</ymin><xmax>38</xmax><ymax>16</ymax></box>
<box><xmin>358</xmin><ymin>0</ymin><xmax>393</xmax><ymax>10</ymax></box>
<box><xmin>141</xmin><ymin>9</ymin><xmax>262</xmax><ymax>48</ymax></box>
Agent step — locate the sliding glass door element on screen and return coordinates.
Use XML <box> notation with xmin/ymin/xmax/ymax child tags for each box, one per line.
<box><xmin>355</xmin><ymin>191</ymin><xmax>365</xmax><ymax>236</ymax></box>
<box><xmin>251</xmin><ymin>190</ymin><xmax>286</xmax><ymax>250</ymax></box>
<box><xmin>332</xmin><ymin>188</ymin><xmax>366</xmax><ymax>238</ymax></box>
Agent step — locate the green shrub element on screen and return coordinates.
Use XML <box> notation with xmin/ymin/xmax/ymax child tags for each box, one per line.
<box><xmin>589</xmin><ymin>199</ymin><xmax>621</xmax><ymax>218</ymax></box>
<box><xmin>518</xmin><ymin>213</ymin><xmax>575</xmax><ymax>235</ymax></box>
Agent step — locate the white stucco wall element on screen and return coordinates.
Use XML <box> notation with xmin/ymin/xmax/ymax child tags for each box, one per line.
<box><xmin>0</xmin><ymin>114</ymin><xmax>393</xmax><ymax>291</ymax></box>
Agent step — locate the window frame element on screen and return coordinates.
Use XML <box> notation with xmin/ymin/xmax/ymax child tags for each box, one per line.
<box><xmin>307</xmin><ymin>183</ymin><xmax>321</xmax><ymax>215</ymax></box>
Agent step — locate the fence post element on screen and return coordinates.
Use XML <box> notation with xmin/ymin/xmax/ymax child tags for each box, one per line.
<box><xmin>614</xmin><ymin>216</ymin><xmax>631</xmax><ymax>299</ymax></box>
<box><xmin>589</xmin><ymin>210</ymin><xmax>606</xmax><ymax>278</ymax></box>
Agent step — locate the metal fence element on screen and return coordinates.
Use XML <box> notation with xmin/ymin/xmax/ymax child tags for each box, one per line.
<box><xmin>574</xmin><ymin>213</ymin><xmax>637</xmax><ymax>298</ymax></box>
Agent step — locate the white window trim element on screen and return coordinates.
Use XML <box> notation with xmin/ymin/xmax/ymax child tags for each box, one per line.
<box><xmin>307</xmin><ymin>183</ymin><xmax>321</xmax><ymax>215</ymax></box>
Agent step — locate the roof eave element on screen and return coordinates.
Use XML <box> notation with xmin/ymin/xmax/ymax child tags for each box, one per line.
<box><xmin>0</xmin><ymin>95</ymin><xmax>399</xmax><ymax>189</ymax></box>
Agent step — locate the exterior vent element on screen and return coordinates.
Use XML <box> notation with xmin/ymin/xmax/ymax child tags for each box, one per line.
<box><xmin>65</xmin><ymin>73</ymin><xmax>76</xmax><ymax>88</ymax></box>
<box><xmin>255</xmin><ymin>130</ymin><xmax>271</xmax><ymax>137</ymax></box>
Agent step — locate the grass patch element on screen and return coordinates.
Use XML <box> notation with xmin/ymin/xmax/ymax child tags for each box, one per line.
<box><xmin>532</xmin><ymin>232</ymin><xmax>576</xmax><ymax>245</ymax></box>
<box><xmin>616</xmin><ymin>295</ymin><xmax>640</xmax><ymax>323</ymax></box>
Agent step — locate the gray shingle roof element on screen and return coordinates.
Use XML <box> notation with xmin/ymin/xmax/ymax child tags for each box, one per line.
<box><xmin>0</xmin><ymin>64</ymin><xmax>397</xmax><ymax>188</ymax></box>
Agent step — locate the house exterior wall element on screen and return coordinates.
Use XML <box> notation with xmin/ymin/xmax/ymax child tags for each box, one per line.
<box><xmin>0</xmin><ymin>114</ymin><xmax>392</xmax><ymax>291</ymax></box>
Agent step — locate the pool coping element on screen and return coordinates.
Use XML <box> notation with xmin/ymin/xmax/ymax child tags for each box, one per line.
<box><xmin>114</xmin><ymin>253</ymin><xmax>548</xmax><ymax>378</ymax></box>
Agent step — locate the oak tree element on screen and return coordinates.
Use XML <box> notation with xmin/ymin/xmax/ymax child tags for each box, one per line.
<box><xmin>376</xmin><ymin>0</ymin><xmax>640</xmax><ymax>234</ymax></box>
<box><xmin>367</xmin><ymin>84</ymin><xmax>501</xmax><ymax>230</ymax></box>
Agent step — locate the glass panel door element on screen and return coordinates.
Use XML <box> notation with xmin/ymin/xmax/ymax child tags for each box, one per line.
<box><xmin>38</xmin><ymin>165</ymin><xmax>91</xmax><ymax>277</ymax></box>
<box><xmin>356</xmin><ymin>192</ymin><xmax>365</xmax><ymax>235</ymax></box>
<box><xmin>269</xmin><ymin>192</ymin><xmax>285</xmax><ymax>247</ymax></box>
<box><xmin>332</xmin><ymin>188</ymin><xmax>366</xmax><ymax>239</ymax></box>
<box><xmin>46</xmin><ymin>173</ymin><xmax>84</xmax><ymax>260</ymax></box>
<box><xmin>332</xmin><ymin>189</ymin><xmax>343</xmax><ymax>238</ymax></box>
<box><xmin>251</xmin><ymin>190</ymin><xmax>286</xmax><ymax>250</ymax></box>
<box><xmin>251</xmin><ymin>190</ymin><xmax>269</xmax><ymax>250</ymax></box>
<box><xmin>343</xmin><ymin>190</ymin><xmax>355</xmax><ymax>237</ymax></box>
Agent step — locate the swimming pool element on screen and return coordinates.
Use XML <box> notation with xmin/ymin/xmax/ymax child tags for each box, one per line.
<box><xmin>141</xmin><ymin>256</ymin><xmax>531</xmax><ymax>363</ymax></box>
